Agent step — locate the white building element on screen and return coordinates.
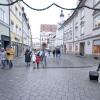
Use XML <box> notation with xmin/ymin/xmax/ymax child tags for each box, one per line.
<box><xmin>40</xmin><ymin>24</ymin><xmax>57</xmax><ymax>50</ymax></box>
<box><xmin>0</xmin><ymin>0</ymin><xmax>10</xmax><ymax>48</ymax></box>
<box><xmin>10</xmin><ymin>0</ymin><xmax>23</xmax><ymax>56</ymax></box>
<box><xmin>55</xmin><ymin>10</ymin><xmax>64</xmax><ymax>53</ymax></box>
<box><xmin>33</xmin><ymin>42</ymin><xmax>40</xmax><ymax>50</ymax></box>
<box><xmin>22</xmin><ymin>7</ymin><xmax>31</xmax><ymax>52</ymax></box>
<box><xmin>62</xmin><ymin>0</ymin><xmax>100</xmax><ymax>56</ymax></box>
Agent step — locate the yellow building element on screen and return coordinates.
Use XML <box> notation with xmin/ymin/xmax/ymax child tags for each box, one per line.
<box><xmin>10</xmin><ymin>2</ymin><xmax>23</xmax><ymax>56</ymax></box>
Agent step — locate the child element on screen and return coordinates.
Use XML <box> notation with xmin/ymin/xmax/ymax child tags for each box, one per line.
<box><xmin>31</xmin><ymin>52</ymin><xmax>36</xmax><ymax>69</ymax></box>
<box><xmin>35</xmin><ymin>53</ymin><xmax>41</xmax><ymax>69</ymax></box>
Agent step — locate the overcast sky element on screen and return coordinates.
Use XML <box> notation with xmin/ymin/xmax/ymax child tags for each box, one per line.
<box><xmin>22</xmin><ymin>0</ymin><xmax>77</xmax><ymax>42</ymax></box>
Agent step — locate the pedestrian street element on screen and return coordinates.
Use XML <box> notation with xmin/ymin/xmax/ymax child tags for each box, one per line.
<box><xmin>0</xmin><ymin>54</ymin><xmax>100</xmax><ymax>100</ymax></box>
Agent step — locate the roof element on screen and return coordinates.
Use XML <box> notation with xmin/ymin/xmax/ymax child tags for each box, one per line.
<box><xmin>40</xmin><ymin>24</ymin><xmax>57</xmax><ymax>32</ymax></box>
<box><xmin>62</xmin><ymin>0</ymin><xmax>86</xmax><ymax>27</ymax></box>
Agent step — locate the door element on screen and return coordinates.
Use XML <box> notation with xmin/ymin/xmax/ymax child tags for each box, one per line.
<box><xmin>4</xmin><ymin>41</ymin><xmax>9</xmax><ymax>49</ymax></box>
<box><xmin>80</xmin><ymin>42</ymin><xmax>85</xmax><ymax>56</ymax></box>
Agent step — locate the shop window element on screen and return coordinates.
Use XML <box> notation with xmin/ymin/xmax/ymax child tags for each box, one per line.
<box><xmin>93</xmin><ymin>45</ymin><xmax>100</xmax><ymax>54</ymax></box>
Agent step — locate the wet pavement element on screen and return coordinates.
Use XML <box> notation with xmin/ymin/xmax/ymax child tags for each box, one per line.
<box><xmin>0</xmin><ymin>54</ymin><xmax>99</xmax><ymax>100</ymax></box>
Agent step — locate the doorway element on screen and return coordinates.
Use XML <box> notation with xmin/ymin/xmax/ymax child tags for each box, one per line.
<box><xmin>80</xmin><ymin>42</ymin><xmax>85</xmax><ymax>56</ymax></box>
<box><xmin>4</xmin><ymin>41</ymin><xmax>9</xmax><ymax>49</ymax></box>
<box><xmin>1</xmin><ymin>35</ymin><xmax>10</xmax><ymax>49</ymax></box>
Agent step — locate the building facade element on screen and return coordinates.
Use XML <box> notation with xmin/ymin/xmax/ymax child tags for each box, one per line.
<box><xmin>62</xmin><ymin>0</ymin><xmax>100</xmax><ymax>56</ymax></box>
<box><xmin>55</xmin><ymin>10</ymin><xmax>64</xmax><ymax>53</ymax></box>
<box><xmin>10</xmin><ymin>1</ymin><xmax>23</xmax><ymax>56</ymax></box>
<box><xmin>40</xmin><ymin>24</ymin><xmax>57</xmax><ymax>50</ymax></box>
<box><xmin>0</xmin><ymin>0</ymin><xmax>10</xmax><ymax>49</ymax></box>
<box><xmin>22</xmin><ymin>7</ymin><xmax>31</xmax><ymax>53</ymax></box>
<box><xmin>33</xmin><ymin>42</ymin><xmax>40</xmax><ymax>50</ymax></box>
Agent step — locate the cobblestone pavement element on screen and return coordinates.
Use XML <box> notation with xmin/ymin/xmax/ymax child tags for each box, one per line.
<box><xmin>44</xmin><ymin>54</ymin><xmax>99</xmax><ymax>68</ymax></box>
<box><xmin>0</xmin><ymin>55</ymin><xmax>100</xmax><ymax>100</ymax></box>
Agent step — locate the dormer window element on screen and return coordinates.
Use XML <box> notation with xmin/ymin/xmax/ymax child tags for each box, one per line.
<box><xmin>80</xmin><ymin>8</ymin><xmax>85</xmax><ymax>19</ymax></box>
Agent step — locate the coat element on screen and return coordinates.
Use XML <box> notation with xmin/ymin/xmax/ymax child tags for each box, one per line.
<box><xmin>25</xmin><ymin>51</ymin><xmax>31</xmax><ymax>62</ymax></box>
<box><xmin>6</xmin><ymin>48</ymin><xmax>14</xmax><ymax>60</ymax></box>
<box><xmin>36</xmin><ymin>56</ymin><xmax>41</xmax><ymax>63</ymax></box>
<box><xmin>31</xmin><ymin>53</ymin><xmax>36</xmax><ymax>62</ymax></box>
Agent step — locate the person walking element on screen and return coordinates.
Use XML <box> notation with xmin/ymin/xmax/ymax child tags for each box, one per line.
<box><xmin>6</xmin><ymin>45</ymin><xmax>15</xmax><ymax>69</ymax></box>
<box><xmin>48</xmin><ymin>50</ymin><xmax>51</xmax><ymax>56</ymax></box>
<box><xmin>31</xmin><ymin>51</ymin><xmax>36</xmax><ymax>69</ymax></box>
<box><xmin>1</xmin><ymin>48</ymin><xmax>6</xmax><ymax>69</ymax></box>
<box><xmin>41</xmin><ymin>49</ymin><xmax>47</xmax><ymax>68</ymax></box>
<box><xmin>25</xmin><ymin>49</ymin><xmax>32</xmax><ymax>67</ymax></box>
<box><xmin>52</xmin><ymin>49</ymin><xmax>55</xmax><ymax>58</ymax></box>
<box><xmin>56</xmin><ymin>48</ymin><xmax>61</xmax><ymax>58</ymax></box>
<box><xmin>35</xmin><ymin>53</ymin><xmax>41</xmax><ymax>69</ymax></box>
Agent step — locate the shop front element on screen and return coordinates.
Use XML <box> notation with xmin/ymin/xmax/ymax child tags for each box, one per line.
<box><xmin>93</xmin><ymin>39</ymin><xmax>100</xmax><ymax>56</ymax></box>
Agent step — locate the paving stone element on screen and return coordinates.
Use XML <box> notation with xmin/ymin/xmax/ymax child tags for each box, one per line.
<box><xmin>0</xmin><ymin>55</ymin><xmax>99</xmax><ymax>100</ymax></box>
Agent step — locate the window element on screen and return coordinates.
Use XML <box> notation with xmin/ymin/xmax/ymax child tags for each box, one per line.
<box><xmin>19</xmin><ymin>11</ymin><xmax>22</xmax><ymax>19</ymax></box>
<box><xmin>75</xmin><ymin>22</ymin><xmax>78</xmax><ymax>35</ymax></box>
<box><xmin>75</xmin><ymin>26</ymin><xmax>78</xmax><ymax>38</ymax></box>
<box><xmin>80</xmin><ymin>8</ymin><xmax>85</xmax><ymax>19</ymax></box>
<box><xmin>80</xmin><ymin>22</ymin><xmax>84</xmax><ymax>36</ymax></box>
<box><xmin>11</xmin><ymin>20</ymin><xmax>14</xmax><ymax>31</ymax></box>
<box><xmin>0</xmin><ymin>8</ymin><xmax>5</xmax><ymax>21</ymax></box>
<box><xmin>19</xmin><ymin>27</ymin><xmax>21</xmax><ymax>34</ymax></box>
<box><xmin>69</xmin><ymin>30</ymin><xmax>72</xmax><ymax>39</ymax></box>
<box><xmin>15</xmin><ymin>7</ymin><xmax>18</xmax><ymax>12</ymax></box>
<box><xmin>69</xmin><ymin>44</ymin><xmax>72</xmax><ymax>51</ymax></box>
<box><xmin>16</xmin><ymin>25</ymin><xmax>18</xmax><ymax>34</ymax></box>
<box><xmin>15</xmin><ymin>6</ymin><xmax>18</xmax><ymax>15</ymax></box>
<box><xmin>19</xmin><ymin>12</ymin><xmax>21</xmax><ymax>16</ymax></box>
<box><xmin>93</xmin><ymin>13</ymin><xmax>100</xmax><ymax>29</ymax></box>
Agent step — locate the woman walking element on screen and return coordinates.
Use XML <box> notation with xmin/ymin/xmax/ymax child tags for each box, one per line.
<box><xmin>25</xmin><ymin>49</ymin><xmax>32</xmax><ymax>67</ymax></box>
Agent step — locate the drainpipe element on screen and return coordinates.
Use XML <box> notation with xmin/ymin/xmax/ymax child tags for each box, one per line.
<box><xmin>22</xmin><ymin>15</ymin><xmax>23</xmax><ymax>55</ymax></box>
<box><xmin>9</xmin><ymin>3</ymin><xmax>11</xmax><ymax>45</ymax></box>
<box><xmin>73</xmin><ymin>17</ymin><xmax>74</xmax><ymax>54</ymax></box>
<box><xmin>62</xmin><ymin>25</ymin><xmax>64</xmax><ymax>54</ymax></box>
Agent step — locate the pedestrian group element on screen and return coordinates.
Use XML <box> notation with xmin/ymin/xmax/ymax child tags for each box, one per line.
<box><xmin>24</xmin><ymin>48</ymin><xmax>48</xmax><ymax>69</ymax></box>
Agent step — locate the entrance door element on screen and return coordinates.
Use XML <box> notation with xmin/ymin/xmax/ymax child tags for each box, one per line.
<box><xmin>1</xmin><ymin>35</ymin><xmax>10</xmax><ymax>49</ymax></box>
<box><xmin>64</xmin><ymin>45</ymin><xmax>66</xmax><ymax>54</ymax></box>
<box><xmin>80</xmin><ymin>42</ymin><xmax>85</xmax><ymax>56</ymax></box>
<box><xmin>4</xmin><ymin>41</ymin><xmax>9</xmax><ymax>49</ymax></box>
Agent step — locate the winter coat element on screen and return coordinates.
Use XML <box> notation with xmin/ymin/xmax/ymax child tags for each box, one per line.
<box><xmin>31</xmin><ymin>53</ymin><xmax>36</xmax><ymax>62</ymax></box>
<box><xmin>25</xmin><ymin>51</ymin><xmax>31</xmax><ymax>62</ymax></box>
<box><xmin>36</xmin><ymin>56</ymin><xmax>41</xmax><ymax>63</ymax></box>
<box><xmin>6</xmin><ymin>48</ymin><xmax>15</xmax><ymax>60</ymax></box>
